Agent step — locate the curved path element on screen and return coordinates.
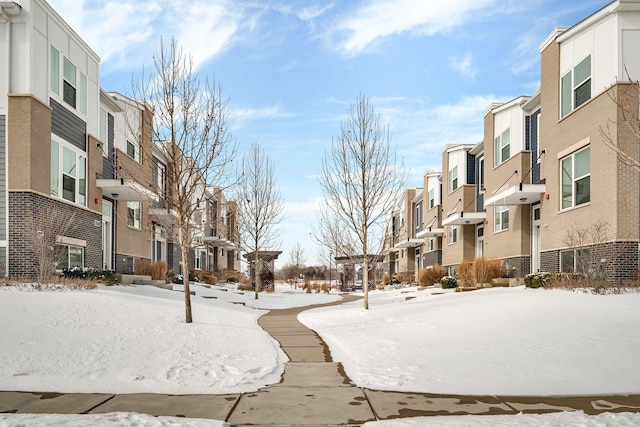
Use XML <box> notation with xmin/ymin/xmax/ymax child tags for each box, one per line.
<box><xmin>2</xmin><ymin>294</ymin><xmax>640</xmax><ymax>426</ymax></box>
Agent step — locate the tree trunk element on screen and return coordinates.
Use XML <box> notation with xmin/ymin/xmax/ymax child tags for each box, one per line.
<box><xmin>363</xmin><ymin>258</ymin><xmax>369</xmax><ymax>310</ymax></box>
<box><xmin>254</xmin><ymin>251</ymin><xmax>260</xmax><ymax>299</ymax></box>
<box><xmin>182</xmin><ymin>245</ymin><xmax>193</xmax><ymax>323</ymax></box>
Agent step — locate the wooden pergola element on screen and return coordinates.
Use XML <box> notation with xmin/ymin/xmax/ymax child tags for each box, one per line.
<box><xmin>334</xmin><ymin>254</ymin><xmax>384</xmax><ymax>291</ymax></box>
<box><xmin>243</xmin><ymin>251</ymin><xmax>282</xmax><ymax>292</ymax></box>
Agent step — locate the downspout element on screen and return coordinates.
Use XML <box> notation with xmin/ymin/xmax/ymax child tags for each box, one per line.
<box><xmin>0</xmin><ymin>6</ymin><xmax>11</xmax><ymax>276</ymax></box>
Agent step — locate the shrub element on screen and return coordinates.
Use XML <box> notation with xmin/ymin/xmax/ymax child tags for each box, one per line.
<box><xmin>439</xmin><ymin>275</ymin><xmax>458</xmax><ymax>289</ymax></box>
<box><xmin>382</xmin><ymin>273</ymin><xmax>390</xmax><ymax>285</ymax></box>
<box><xmin>417</xmin><ymin>269</ymin><xmax>429</xmax><ymax>287</ymax></box>
<box><xmin>524</xmin><ymin>272</ymin><xmax>552</xmax><ymax>288</ymax></box>
<box><xmin>457</xmin><ymin>260</ymin><xmax>473</xmax><ymax>287</ymax></box>
<box><xmin>420</xmin><ymin>265</ymin><xmax>446</xmax><ymax>286</ymax></box>
<box><xmin>172</xmin><ymin>271</ymin><xmax>200</xmax><ymax>284</ymax></box>
<box><xmin>201</xmin><ymin>270</ymin><xmax>217</xmax><ymax>285</ymax></box>
<box><xmin>226</xmin><ymin>277</ymin><xmax>238</xmax><ymax>283</ymax></box>
<box><xmin>237</xmin><ymin>282</ymin><xmax>252</xmax><ymax>291</ymax></box>
<box><xmin>135</xmin><ymin>260</ymin><xmax>168</xmax><ymax>281</ymax></box>
<box><xmin>472</xmin><ymin>257</ymin><xmax>505</xmax><ymax>284</ymax></box>
<box><xmin>62</xmin><ymin>268</ymin><xmax>119</xmax><ymax>286</ymax></box>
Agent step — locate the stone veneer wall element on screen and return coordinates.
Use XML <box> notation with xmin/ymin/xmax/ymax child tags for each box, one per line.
<box><xmin>8</xmin><ymin>192</ymin><xmax>101</xmax><ymax>278</ymax></box>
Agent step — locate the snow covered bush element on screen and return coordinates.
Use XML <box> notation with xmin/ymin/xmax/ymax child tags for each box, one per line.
<box><xmin>439</xmin><ymin>275</ymin><xmax>458</xmax><ymax>289</ymax></box>
<box><xmin>524</xmin><ymin>272</ymin><xmax>552</xmax><ymax>288</ymax></box>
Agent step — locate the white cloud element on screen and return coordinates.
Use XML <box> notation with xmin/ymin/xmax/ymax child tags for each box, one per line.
<box><xmin>333</xmin><ymin>0</ymin><xmax>497</xmax><ymax>55</ymax></box>
<box><xmin>231</xmin><ymin>105</ymin><xmax>292</xmax><ymax>121</ymax></box>
<box><xmin>449</xmin><ymin>52</ymin><xmax>477</xmax><ymax>79</ymax></box>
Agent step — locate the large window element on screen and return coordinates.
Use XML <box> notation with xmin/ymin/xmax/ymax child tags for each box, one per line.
<box><xmin>561</xmin><ymin>248</ymin><xmax>590</xmax><ymax>273</ymax></box>
<box><xmin>494</xmin><ymin>205</ymin><xmax>509</xmax><ymax>232</ymax></box>
<box><xmin>494</xmin><ymin>128</ymin><xmax>511</xmax><ymax>166</ymax></box>
<box><xmin>561</xmin><ymin>147</ymin><xmax>590</xmax><ymax>210</ymax></box>
<box><xmin>50</xmin><ymin>140</ymin><xmax>86</xmax><ymax>206</ymax></box>
<box><xmin>127</xmin><ymin>140</ymin><xmax>141</xmax><ymax>163</ymax></box>
<box><xmin>55</xmin><ymin>245</ymin><xmax>84</xmax><ymax>270</ymax></box>
<box><xmin>478</xmin><ymin>156</ymin><xmax>485</xmax><ymax>190</ymax></box>
<box><xmin>50</xmin><ymin>45</ymin><xmax>87</xmax><ymax>115</ymax></box>
<box><xmin>448</xmin><ymin>166</ymin><xmax>458</xmax><ymax>193</ymax></box>
<box><xmin>127</xmin><ymin>202</ymin><xmax>141</xmax><ymax>229</ymax></box>
<box><xmin>448</xmin><ymin>225</ymin><xmax>458</xmax><ymax>245</ymax></box>
<box><xmin>561</xmin><ymin>55</ymin><xmax>591</xmax><ymax>118</ymax></box>
<box><xmin>415</xmin><ymin>201</ymin><xmax>423</xmax><ymax>233</ymax></box>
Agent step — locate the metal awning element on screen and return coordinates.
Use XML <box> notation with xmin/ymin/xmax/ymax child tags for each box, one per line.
<box><xmin>442</xmin><ymin>211</ymin><xmax>486</xmax><ymax>226</ymax></box>
<box><xmin>97</xmin><ymin>178</ymin><xmax>158</xmax><ymax>201</ymax></box>
<box><xmin>149</xmin><ymin>207</ymin><xmax>177</xmax><ymax>225</ymax></box>
<box><xmin>484</xmin><ymin>183</ymin><xmax>546</xmax><ymax>207</ymax></box>
<box><xmin>394</xmin><ymin>238</ymin><xmax>423</xmax><ymax>249</ymax></box>
<box><xmin>416</xmin><ymin>227</ymin><xmax>444</xmax><ymax>238</ymax></box>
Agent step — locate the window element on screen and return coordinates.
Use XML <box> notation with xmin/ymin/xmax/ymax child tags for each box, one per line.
<box><xmin>561</xmin><ymin>248</ymin><xmax>589</xmax><ymax>273</ymax></box>
<box><xmin>50</xmin><ymin>45</ymin><xmax>87</xmax><ymax>115</ymax></box>
<box><xmin>428</xmin><ymin>188</ymin><xmax>435</xmax><ymax>209</ymax></box>
<box><xmin>127</xmin><ymin>140</ymin><xmax>141</xmax><ymax>163</ymax></box>
<box><xmin>127</xmin><ymin>202</ymin><xmax>141</xmax><ymax>229</ymax></box>
<box><xmin>415</xmin><ymin>201</ymin><xmax>423</xmax><ymax>233</ymax></box>
<box><xmin>50</xmin><ymin>140</ymin><xmax>86</xmax><ymax>206</ymax></box>
<box><xmin>448</xmin><ymin>165</ymin><xmax>458</xmax><ymax>193</ymax></box>
<box><xmin>156</xmin><ymin>161</ymin><xmax>166</xmax><ymax>197</ymax></box>
<box><xmin>478</xmin><ymin>156</ymin><xmax>485</xmax><ymax>190</ymax></box>
<box><xmin>448</xmin><ymin>225</ymin><xmax>458</xmax><ymax>244</ymax></box>
<box><xmin>99</xmin><ymin>109</ymin><xmax>108</xmax><ymax>157</ymax></box>
<box><xmin>561</xmin><ymin>147</ymin><xmax>590</xmax><ymax>210</ymax></box>
<box><xmin>494</xmin><ymin>206</ymin><xmax>509</xmax><ymax>232</ymax></box>
<box><xmin>50</xmin><ymin>45</ymin><xmax>59</xmax><ymax>95</ymax></box>
<box><xmin>561</xmin><ymin>55</ymin><xmax>591</xmax><ymax>118</ymax></box>
<box><xmin>494</xmin><ymin>128</ymin><xmax>511</xmax><ymax>166</ymax></box>
<box><xmin>55</xmin><ymin>245</ymin><xmax>84</xmax><ymax>270</ymax></box>
<box><xmin>428</xmin><ymin>238</ymin><xmax>434</xmax><ymax>252</ymax></box>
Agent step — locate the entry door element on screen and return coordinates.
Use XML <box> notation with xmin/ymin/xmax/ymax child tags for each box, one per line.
<box><xmin>476</xmin><ymin>225</ymin><xmax>484</xmax><ymax>258</ymax></box>
<box><xmin>532</xmin><ymin>206</ymin><xmax>541</xmax><ymax>273</ymax></box>
<box><xmin>102</xmin><ymin>201</ymin><xmax>112</xmax><ymax>270</ymax></box>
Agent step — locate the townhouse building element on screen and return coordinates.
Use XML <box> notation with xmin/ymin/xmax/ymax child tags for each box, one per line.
<box><xmin>0</xmin><ymin>0</ymin><xmax>240</xmax><ymax>279</ymax></box>
<box><xmin>383</xmin><ymin>0</ymin><xmax>640</xmax><ymax>284</ymax></box>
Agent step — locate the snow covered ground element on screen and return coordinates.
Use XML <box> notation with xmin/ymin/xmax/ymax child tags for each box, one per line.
<box><xmin>299</xmin><ymin>286</ymin><xmax>640</xmax><ymax>395</ymax></box>
<box><xmin>1</xmin><ymin>282</ymin><xmax>640</xmax><ymax>426</ymax></box>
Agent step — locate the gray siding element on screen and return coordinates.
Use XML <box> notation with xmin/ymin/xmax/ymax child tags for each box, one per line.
<box><xmin>50</xmin><ymin>99</ymin><xmax>86</xmax><ymax>151</ymax></box>
<box><xmin>102</xmin><ymin>113</ymin><xmax>115</xmax><ymax>179</ymax></box>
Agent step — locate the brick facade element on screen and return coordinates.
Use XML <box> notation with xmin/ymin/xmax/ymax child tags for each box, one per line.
<box><xmin>8</xmin><ymin>192</ymin><xmax>102</xmax><ymax>278</ymax></box>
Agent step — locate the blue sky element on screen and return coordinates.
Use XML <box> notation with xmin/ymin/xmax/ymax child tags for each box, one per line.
<box><xmin>48</xmin><ymin>0</ymin><xmax>608</xmax><ymax>268</ymax></box>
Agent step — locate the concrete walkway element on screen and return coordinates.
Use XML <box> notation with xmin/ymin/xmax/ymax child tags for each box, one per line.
<box><xmin>2</xmin><ymin>294</ymin><xmax>640</xmax><ymax>426</ymax></box>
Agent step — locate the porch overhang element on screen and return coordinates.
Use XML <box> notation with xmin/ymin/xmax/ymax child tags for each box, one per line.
<box><xmin>416</xmin><ymin>227</ymin><xmax>444</xmax><ymax>238</ymax></box>
<box><xmin>97</xmin><ymin>178</ymin><xmax>158</xmax><ymax>202</ymax></box>
<box><xmin>149</xmin><ymin>207</ymin><xmax>178</xmax><ymax>225</ymax></box>
<box><xmin>442</xmin><ymin>211</ymin><xmax>486</xmax><ymax>226</ymax></box>
<box><xmin>484</xmin><ymin>183</ymin><xmax>546</xmax><ymax>207</ymax></box>
<box><xmin>394</xmin><ymin>238</ymin><xmax>423</xmax><ymax>249</ymax></box>
<box><xmin>202</xmin><ymin>236</ymin><xmax>237</xmax><ymax>249</ymax></box>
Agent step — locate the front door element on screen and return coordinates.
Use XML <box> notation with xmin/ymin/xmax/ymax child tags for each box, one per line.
<box><xmin>101</xmin><ymin>201</ymin><xmax>112</xmax><ymax>270</ymax></box>
<box><xmin>476</xmin><ymin>225</ymin><xmax>484</xmax><ymax>258</ymax></box>
<box><xmin>532</xmin><ymin>205</ymin><xmax>541</xmax><ymax>273</ymax></box>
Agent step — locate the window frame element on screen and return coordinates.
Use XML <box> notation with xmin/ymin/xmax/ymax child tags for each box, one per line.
<box><xmin>428</xmin><ymin>188</ymin><xmax>435</xmax><ymax>210</ymax></box>
<box><xmin>55</xmin><ymin>244</ymin><xmax>84</xmax><ymax>271</ymax></box>
<box><xmin>448</xmin><ymin>165</ymin><xmax>458</xmax><ymax>193</ymax></box>
<box><xmin>448</xmin><ymin>225</ymin><xmax>458</xmax><ymax>245</ymax></box>
<box><xmin>494</xmin><ymin>127</ymin><xmax>511</xmax><ymax>167</ymax></box>
<box><xmin>50</xmin><ymin>138</ymin><xmax>87</xmax><ymax>206</ymax></box>
<box><xmin>494</xmin><ymin>205</ymin><xmax>509</xmax><ymax>232</ymax></box>
<box><xmin>127</xmin><ymin>201</ymin><xmax>142</xmax><ymax>229</ymax></box>
<box><xmin>560</xmin><ymin>146</ymin><xmax>590</xmax><ymax>210</ymax></box>
<box><xmin>50</xmin><ymin>44</ymin><xmax>87</xmax><ymax>115</ymax></box>
<box><xmin>560</xmin><ymin>248</ymin><xmax>590</xmax><ymax>273</ymax></box>
<box><xmin>561</xmin><ymin>54</ymin><xmax>592</xmax><ymax>118</ymax></box>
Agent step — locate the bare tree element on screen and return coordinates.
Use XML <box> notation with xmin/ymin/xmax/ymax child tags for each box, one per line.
<box><xmin>130</xmin><ymin>38</ymin><xmax>237</xmax><ymax>323</ymax></box>
<box><xmin>236</xmin><ymin>143</ymin><xmax>286</xmax><ymax>299</ymax></box>
<box><xmin>284</xmin><ymin>241</ymin><xmax>306</xmax><ymax>282</ymax></box>
<box><xmin>26</xmin><ymin>208</ymin><xmax>77</xmax><ymax>283</ymax></box>
<box><xmin>318</xmin><ymin>94</ymin><xmax>406</xmax><ymax>309</ymax></box>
